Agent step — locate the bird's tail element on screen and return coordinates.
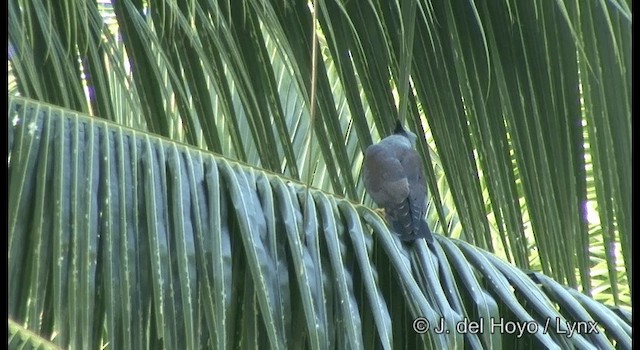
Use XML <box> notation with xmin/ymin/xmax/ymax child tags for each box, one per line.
<box><xmin>393</xmin><ymin>219</ymin><xmax>433</xmax><ymax>243</ymax></box>
<box><xmin>415</xmin><ymin>219</ymin><xmax>434</xmax><ymax>243</ymax></box>
<box><xmin>388</xmin><ymin>208</ymin><xmax>433</xmax><ymax>244</ymax></box>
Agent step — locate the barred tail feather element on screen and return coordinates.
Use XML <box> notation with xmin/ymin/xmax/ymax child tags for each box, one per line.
<box><xmin>387</xmin><ymin>199</ymin><xmax>433</xmax><ymax>242</ymax></box>
<box><xmin>415</xmin><ymin>219</ymin><xmax>434</xmax><ymax>243</ymax></box>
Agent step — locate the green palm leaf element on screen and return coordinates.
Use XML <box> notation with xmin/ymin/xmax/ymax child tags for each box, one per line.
<box><xmin>8</xmin><ymin>96</ymin><xmax>630</xmax><ymax>349</ymax></box>
<box><xmin>9</xmin><ymin>0</ymin><xmax>630</xmax><ymax>348</ymax></box>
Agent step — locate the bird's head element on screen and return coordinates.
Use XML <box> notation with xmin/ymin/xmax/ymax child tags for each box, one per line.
<box><xmin>393</xmin><ymin>120</ymin><xmax>418</xmax><ymax>147</ymax></box>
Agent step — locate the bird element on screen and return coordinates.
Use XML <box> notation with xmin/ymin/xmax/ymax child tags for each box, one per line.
<box><xmin>363</xmin><ymin>120</ymin><xmax>434</xmax><ymax>243</ymax></box>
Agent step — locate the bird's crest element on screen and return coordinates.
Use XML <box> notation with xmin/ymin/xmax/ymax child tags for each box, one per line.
<box><xmin>393</xmin><ymin>120</ymin><xmax>417</xmax><ymax>146</ymax></box>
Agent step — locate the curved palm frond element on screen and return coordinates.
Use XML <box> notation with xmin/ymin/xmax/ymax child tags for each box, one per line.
<box><xmin>8</xmin><ymin>0</ymin><xmax>631</xmax><ymax>348</ymax></box>
<box><xmin>8</xmin><ymin>97</ymin><xmax>631</xmax><ymax>349</ymax></box>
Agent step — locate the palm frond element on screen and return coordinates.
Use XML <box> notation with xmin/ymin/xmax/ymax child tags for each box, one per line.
<box><xmin>8</xmin><ymin>0</ymin><xmax>631</xmax><ymax>347</ymax></box>
<box><xmin>9</xmin><ymin>96</ymin><xmax>631</xmax><ymax>349</ymax></box>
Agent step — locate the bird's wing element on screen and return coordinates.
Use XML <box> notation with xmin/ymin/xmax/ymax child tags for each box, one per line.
<box><xmin>400</xmin><ymin>148</ymin><xmax>427</xmax><ymax>218</ymax></box>
<box><xmin>393</xmin><ymin>147</ymin><xmax>433</xmax><ymax>242</ymax></box>
<box><xmin>363</xmin><ymin>144</ymin><xmax>410</xmax><ymax>207</ymax></box>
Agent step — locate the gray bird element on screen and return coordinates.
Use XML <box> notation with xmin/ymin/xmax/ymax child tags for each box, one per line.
<box><xmin>363</xmin><ymin>120</ymin><xmax>434</xmax><ymax>243</ymax></box>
